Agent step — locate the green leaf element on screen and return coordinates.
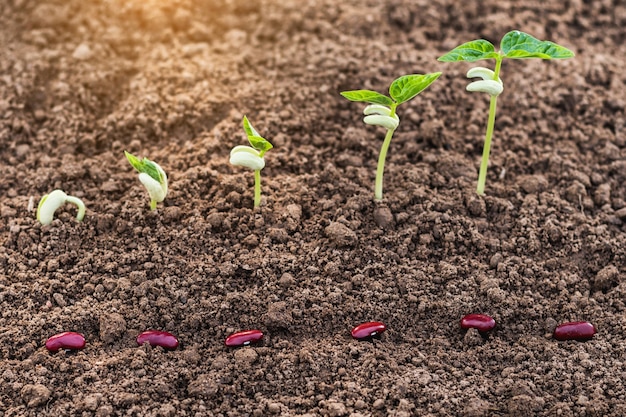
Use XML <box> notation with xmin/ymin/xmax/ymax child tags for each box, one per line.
<box><xmin>340</xmin><ymin>90</ymin><xmax>395</xmax><ymax>107</ymax></box>
<box><xmin>241</xmin><ymin>117</ymin><xmax>273</xmax><ymax>152</ymax></box>
<box><xmin>124</xmin><ymin>151</ymin><xmax>142</xmax><ymax>171</ymax></box>
<box><xmin>501</xmin><ymin>30</ymin><xmax>574</xmax><ymax>59</ymax></box>
<box><xmin>248</xmin><ymin>135</ymin><xmax>273</xmax><ymax>152</ymax></box>
<box><xmin>242</xmin><ymin>115</ymin><xmax>261</xmax><ymax>138</ymax></box>
<box><xmin>124</xmin><ymin>151</ymin><xmax>164</xmax><ymax>184</ymax></box>
<box><xmin>438</xmin><ymin>39</ymin><xmax>500</xmax><ymax>62</ymax></box>
<box><xmin>389</xmin><ymin>72</ymin><xmax>442</xmax><ymax>105</ymax></box>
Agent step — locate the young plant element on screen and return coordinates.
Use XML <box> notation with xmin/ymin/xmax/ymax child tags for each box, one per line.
<box><xmin>438</xmin><ymin>30</ymin><xmax>574</xmax><ymax>195</ymax></box>
<box><xmin>341</xmin><ymin>72</ymin><xmax>441</xmax><ymax>200</ymax></box>
<box><xmin>229</xmin><ymin>116</ymin><xmax>273</xmax><ymax>208</ymax></box>
<box><xmin>124</xmin><ymin>151</ymin><xmax>168</xmax><ymax>210</ymax></box>
<box><xmin>37</xmin><ymin>189</ymin><xmax>86</xmax><ymax>225</ymax></box>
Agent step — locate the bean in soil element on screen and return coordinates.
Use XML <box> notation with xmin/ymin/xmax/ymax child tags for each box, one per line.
<box><xmin>45</xmin><ymin>332</ymin><xmax>86</xmax><ymax>352</ymax></box>
<box><xmin>460</xmin><ymin>314</ymin><xmax>496</xmax><ymax>332</ymax></box>
<box><xmin>136</xmin><ymin>330</ymin><xmax>179</xmax><ymax>350</ymax></box>
<box><xmin>553</xmin><ymin>321</ymin><xmax>596</xmax><ymax>341</ymax></box>
<box><xmin>225</xmin><ymin>330</ymin><xmax>264</xmax><ymax>347</ymax></box>
<box><xmin>351</xmin><ymin>321</ymin><xmax>387</xmax><ymax>340</ymax></box>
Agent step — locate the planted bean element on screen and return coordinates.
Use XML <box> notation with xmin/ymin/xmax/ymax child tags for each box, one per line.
<box><xmin>225</xmin><ymin>330</ymin><xmax>264</xmax><ymax>347</ymax></box>
<box><xmin>351</xmin><ymin>321</ymin><xmax>387</xmax><ymax>340</ymax></box>
<box><xmin>45</xmin><ymin>332</ymin><xmax>86</xmax><ymax>352</ymax></box>
<box><xmin>553</xmin><ymin>321</ymin><xmax>596</xmax><ymax>341</ymax></box>
<box><xmin>136</xmin><ymin>330</ymin><xmax>179</xmax><ymax>350</ymax></box>
<box><xmin>460</xmin><ymin>314</ymin><xmax>496</xmax><ymax>333</ymax></box>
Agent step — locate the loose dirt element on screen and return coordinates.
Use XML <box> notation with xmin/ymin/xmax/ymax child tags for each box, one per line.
<box><xmin>1</xmin><ymin>0</ymin><xmax>626</xmax><ymax>415</ymax></box>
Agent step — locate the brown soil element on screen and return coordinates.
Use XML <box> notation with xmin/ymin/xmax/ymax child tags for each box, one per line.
<box><xmin>1</xmin><ymin>0</ymin><xmax>626</xmax><ymax>415</ymax></box>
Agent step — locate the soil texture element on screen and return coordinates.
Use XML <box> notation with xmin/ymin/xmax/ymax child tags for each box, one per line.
<box><xmin>1</xmin><ymin>0</ymin><xmax>626</xmax><ymax>415</ymax></box>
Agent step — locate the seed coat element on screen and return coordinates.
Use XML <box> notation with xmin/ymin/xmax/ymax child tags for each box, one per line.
<box><xmin>460</xmin><ymin>314</ymin><xmax>496</xmax><ymax>332</ymax></box>
<box><xmin>553</xmin><ymin>321</ymin><xmax>596</xmax><ymax>341</ymax></box>
<box><xmin>225</xmin><ymin>330</ymin><xmax>264</xmax><ymax>347</ymax></box>
<box><xmin>45</xmin><ymin>332</ymin><xmax>86</xmax><ymax>352</ymax></box>
<box><xmin>136</xmin><ymin>330</ymin><xmax>179</xmax><ymax>350</ymax></box>
<box><xmin>351</xmin><ymin>321</ymin><xmax>387</xmax><ymax>340</ymax></box>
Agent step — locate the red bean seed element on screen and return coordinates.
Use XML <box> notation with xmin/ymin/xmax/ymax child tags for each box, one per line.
<box><xmin>136</xmin><ymin>330</ymin><xmax>179</xmax><ymax>350</ymax></box>
<box><xmin>460</xmin><ymin>314</ymin><xmax>496</xmax><ymax>332</ymax></box>
<box><xmin>351</xmin><ymin>321</ymin><xmax>387</xmax><ymax>340</ymax></box>
<box><xmin>45</xmin><ymin>332</ymin><xmax>86</xmax><ymax>352</ymax></box>
<box><xmin>225</xmin><ymin>330</ymin><xmax>264</xmax><ymax>347</ymax></box>
<box><xmin>553</xmin><ymin>321</ymin><xmax>596</xmax><ymax>341</ymax></box>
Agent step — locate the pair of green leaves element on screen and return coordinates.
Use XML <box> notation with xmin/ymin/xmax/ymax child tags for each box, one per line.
<box><xmin>340</xmin><ymin>72</ymin><xmax>442</xmax><ymax>107</ymax></box>
<box><xmin>243</xmin><ymin>116</ymin><xmax>273</xmax><ymax>155</ymax></box>
<box><xmin>125</xmin><ymin>151</ymin><xmax>166</xmax><ymax>186</ymax></box>
<box><xmin>438</xmin><ymin>30</ymin><xmax>574</xmax><ymax>62</ymax></box>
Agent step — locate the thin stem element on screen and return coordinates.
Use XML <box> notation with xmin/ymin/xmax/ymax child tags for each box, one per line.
<box><xmin>149</xmin><ymin>200</ymin><xmax>157</xmax><ymax>210</ymax></box>
<box><xmin>375</xmin><ymin>128</ymin><xmax>395</xmax><ymax>200</ymax></box>
<box><xmin>254</xmin><ymin>169</ymin><xmax>261</xmax><ymax>208</ymax></box>
<box><xmin>476</xmin><ymin>95</ymin><xmax>498</xmax><ymax>195</ymax></box>
<box><xmin>476</xmin><ymin>57</ymin><xmax>503</xmax><ymax>196</ymax></box>
<box><xmin>64</xmin><ymin>196</ymin><xmax>86</xmax><ymax>221</ymax></box>
<box><xmin>374</xmin><ymin>103</ymin><xmax>398</xmax><ymax>201</ymax></box>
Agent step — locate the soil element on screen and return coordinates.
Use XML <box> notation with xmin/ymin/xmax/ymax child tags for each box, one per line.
<box><xmin>1</xmin><ymin>0</ymin><xmax>625</xmax><ymax>416</ymax></box>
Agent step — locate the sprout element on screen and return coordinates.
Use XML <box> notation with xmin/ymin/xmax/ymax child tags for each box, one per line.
<box><xmin>229</xmin><ymin>116</ymin><xmax>273</xmax><ymax>208</ymax></box>
<box><xmin>341</xmin><ymin>73</ymin><xmax>442</xmax><ymax>200</ymax></box>
<box><xmin>438</xmin><ymin>30</ymin><xmax>574</xmax><ymax>195</ymax></box>
<box><xmin>124</xmin><ymin>151</ymin><xmax>168</xmax><ymax>210</ymax></box>
<box><xmin>37</xmin><ymin>189</ymin><xmax>86</xmax><ymax>225</ymax></box>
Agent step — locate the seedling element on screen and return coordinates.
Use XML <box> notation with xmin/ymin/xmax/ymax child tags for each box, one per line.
<box><xmin>229</xmin><ymin>116</ymin><xmax>273</xmax><ymax>208</ymax></box>
<box><xmin>124</xmin><ymin>151</ymin><xmax>168</xmax><ymax>210</ymax></box>
<box><xmin>37</xmin><ymin>189</ymin><xmax>85</xmax><ymax>225</ymax></box>
<box><xmin>438</xmin><ymin>30</ymin><xmax>574</xmax><ymax>195</ymax></box>
<box><xmin>341</xmin><ymin>72</ymin><xmax>441</xmax><ymax>200</ymax></box>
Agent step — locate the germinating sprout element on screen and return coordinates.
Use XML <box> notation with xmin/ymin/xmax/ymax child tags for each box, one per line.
<box><xmin>124</xmin><ymin>151</ymin><xmax>168</xmax><ymax>210</ymax></box>
<box><xmin>229</xmin><ymin>116</ymin><xmax>273</xmax><ymax>208</ymax></box>
<box><xmin>438</xmin><ymin>30</ymin><xmax>574</xmax><ymax>195</ymax></box>
<box><xmin>341</xmin><ymin>72</ymin><xmax>441</xmax><ymax>200</ymax></box>
<box><xmin>37</xmin><ymin>189</ymin><xmax>86</xmax><ymax>225</ymax></box>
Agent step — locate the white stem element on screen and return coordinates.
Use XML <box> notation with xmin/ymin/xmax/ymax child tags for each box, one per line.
<box><xmin>37</xmin><ymin>189</ymin><xmax>86</xmax><ymax>225</ymax></box>
<box><xmin>64</xmin><ymin>196</ymin><xmax>86</xmax><ymax>221</ymax></box>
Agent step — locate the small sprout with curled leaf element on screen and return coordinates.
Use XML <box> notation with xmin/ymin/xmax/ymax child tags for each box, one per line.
<box><xmin>124</xmin><ymin>151</ymin><xmax>168</xmax><ymax>210</ymax></box>
<box><xmin>438</xmin><ymin>30</ymin><xmax>574</xmax><ymax>195</ymax></box>
<box><xmin>229</xmin><ymin>116</ymin><xmax>273</xmax><ymax>208</ymax></box>
<box><xmin>341</xmin><ymin>72</ymin><xmax>441</xmax><ymax>201</ymax></box>
<box><xmin>37</xmin><ymin>189</ymin><xmax>86</xmax><ymax>225</ymax></box>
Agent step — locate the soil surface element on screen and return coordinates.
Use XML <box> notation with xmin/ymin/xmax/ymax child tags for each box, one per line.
<box><xmin>1</xmin><ymin>0</ymin><xmax>626</xmax><ymax>416</ymax></box>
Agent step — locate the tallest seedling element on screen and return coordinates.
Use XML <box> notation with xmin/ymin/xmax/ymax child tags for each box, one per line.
<box><xmin>438</xmin><ymin>30</ymin><xmax>574</xmax><ymax>195</ymax></box>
